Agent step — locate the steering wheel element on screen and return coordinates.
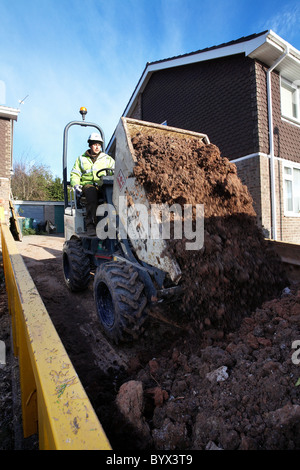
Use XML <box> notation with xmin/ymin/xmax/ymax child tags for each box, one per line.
<box><xmin>96</xmin><ymin>168</ymin><xmax>115</xmax><ymax>179</ymax></box>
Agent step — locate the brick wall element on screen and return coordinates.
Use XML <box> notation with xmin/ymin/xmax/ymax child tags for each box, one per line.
<box><xmin>237</xmin><ymin>153</ymin><xmax>300</xmax><ymax>243</ymax></box>
<box><xmin>255</xmin><ymin>61</ymin><xmax>269</xmax><ymax>155</ymax></box>
<box><xmin>255</xmin><ymin>60</ymin><xmax>300</xmax><ymax>163</ymax></box>
<box><xmin>0</xmin><ymin>117</ymin><xmax>12</xmax><ymax>223</ymax></box>
<box><xmin>141</xmin><ymin>54</ymin><xmax>259</xmax><ymax>160</ymax></box>
<box><xmin>255</xmin><ymin>61</ymin><xmax>300</xmax><ymax>242</ymax></box>
<box><xmin>234</xmin><ymin>155</ymin><xmax>263</xmax><ymax>227</ymax></box>
<box><xmin>277</xmin><ymin>159</ymin><xmax>300</xmax><ymax>243</ymax></box>
<box><xmin>130</xmin><ymin>94</ymin><xmax>142</xmax><ymax>120</ymax></box>
<box><xmin>235</xmin><ymin>154</ymin><xmax>299</xmax><ymax>243</ymax></box>
<box><xmin>272</xmin><ymin>72</ymin><xmax>300</xmax><ymax>164</ymax></box>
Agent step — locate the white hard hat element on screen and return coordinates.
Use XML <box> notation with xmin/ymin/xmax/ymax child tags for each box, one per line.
<box><xmin>88</xmin><ymin>132</ymin><xmax>103</xmax><ymax>144</ymax></box>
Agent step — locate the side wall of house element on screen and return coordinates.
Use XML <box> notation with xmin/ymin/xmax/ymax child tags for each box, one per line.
<box><xmin>128</xmin><ymin>55</ymin><xmax>299</xmax><ymax>243</ymax></box>
<box><xmin>132</xmin><ymin>54</ymin><xmax>266</xmax><ymax>231</ymax></box>
<box><xmin>140</xmin><ymin>54</ymin><xmax>259</xmax><ymax>160</ymax></box>
<box><xmin>258</xmin><ymin>155</ymin><xmax>300</xmax><ymax>243</ymax></box>
<box><xmin>255</xmin><ymin>61</ymin><xmax>300</xmax><ymax>163</ymax></box>
<box><xmin>234</xmin><ymin>156</ymin><xmax>263</xmax><ymax>229</ymax></box>
<box><xmin>130</xmin><ymin>94</ymin><xmax>142</xmax><ymax>120</ymax></box>
<box><xmin>255</xmin><ymin>61</ymin><xmax>300</xmax><ymax>243</ymax></box>
<box><xmin>0</xmin><ymin>117</ymin><xmax>12</xmax><ymax>224</ymax></box>
<box><xmin>226</xmin><ymin>62</ymin><xmax>300</xmax><ymax>243</ymax></box>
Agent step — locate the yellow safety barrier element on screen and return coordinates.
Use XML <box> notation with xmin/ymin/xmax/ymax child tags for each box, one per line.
<box><xmin>1</xmin><ymin>224</ymin><xmax>112</xmax><ymax>450</ymax></box>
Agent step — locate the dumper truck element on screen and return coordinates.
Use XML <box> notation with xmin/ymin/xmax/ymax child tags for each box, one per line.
<box><xmin>62</xmin><ymin>109</ymin><xmax>209</xmax><ymax>343</ymax></box>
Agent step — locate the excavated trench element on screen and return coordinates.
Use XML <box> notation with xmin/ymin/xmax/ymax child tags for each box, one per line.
<box><xmin>1</xmin><ymin>130</ymin><xmax>300</xmax><ymax>450</ymax></box>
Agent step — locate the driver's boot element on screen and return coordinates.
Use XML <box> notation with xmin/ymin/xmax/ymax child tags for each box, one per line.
<box><xmin>85</xmin><ymin>214</ymin><xmax>97</xmax><ymax>236</ymax></box>
<box><xmin>86</xmin><ymin>222</ymin><xmax>96</xmax><ymax>236</ymax></box>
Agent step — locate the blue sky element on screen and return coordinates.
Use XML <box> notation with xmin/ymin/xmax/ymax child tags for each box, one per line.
<box><xmin>1</xmin><ymin>0</ymin><xmax>300</xmax><ymax>179</ymax></box>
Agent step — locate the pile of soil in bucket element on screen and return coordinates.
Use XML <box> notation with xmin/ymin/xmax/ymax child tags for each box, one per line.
<box><xmin>131</xmin><ymin>130</ymin><xmax>287</xmax><ymax>333</ymax></box>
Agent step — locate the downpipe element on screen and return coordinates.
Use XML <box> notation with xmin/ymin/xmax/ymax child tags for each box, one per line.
<box><xmin>266</xmin><ymin>48</ymin><xmax>289</xmax><ymax>240</ymax></box>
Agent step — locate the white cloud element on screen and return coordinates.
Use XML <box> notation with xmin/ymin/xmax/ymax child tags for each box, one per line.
<box><xmin>259</xmin><ymin>1</ymin><xmax>300</xmax><ymax>43</ymax></box>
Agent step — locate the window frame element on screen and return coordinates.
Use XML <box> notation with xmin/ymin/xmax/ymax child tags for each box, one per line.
<box><xmin>283</xmin><ymin>161</ymin><xmax>300</xmax><ymax>217</ymax></box>
<box><xmin>280</xmin><ymin>77</ymin><xmax>300</xmax><ymax>125</ymax></box>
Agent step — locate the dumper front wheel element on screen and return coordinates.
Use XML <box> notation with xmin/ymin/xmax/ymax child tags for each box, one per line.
<box><xmin>94</xmin><ymin>262</ymin><xmax>147</xmax><ymax>343</ymax></box>
<box><xmin>63</xmin><ymin>239</ymin><xmax>91</xmax><ymax>291</ymax></box>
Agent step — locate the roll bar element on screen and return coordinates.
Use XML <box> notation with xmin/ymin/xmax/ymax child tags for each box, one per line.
<box><xmin>62</xmin><ymin>109</ymin><xmax>105</xmax><ymax>208</ymax></box>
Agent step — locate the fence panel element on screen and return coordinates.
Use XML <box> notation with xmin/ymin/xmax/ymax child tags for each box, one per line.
<box><xmin>1</xmin><ymin>224</ymin><xmax>111</xmax><ymax>450</ymax></box>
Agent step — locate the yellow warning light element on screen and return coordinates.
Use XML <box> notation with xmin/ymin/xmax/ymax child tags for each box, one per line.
<box><xmin>79</xmin><ymin>107</ymin><xmax>87</xmax><ymax>120</ymax></box>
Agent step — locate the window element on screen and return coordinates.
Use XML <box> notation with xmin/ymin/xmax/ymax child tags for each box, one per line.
<box><xmin>284</xmin><ymin>164</ymin><xmax>300</xmax><ymax>215</ymax></box>
<box><xmin>281</xmin><ymin>78</ymin><xmax>300</xmax><ymax>123</ymax></box>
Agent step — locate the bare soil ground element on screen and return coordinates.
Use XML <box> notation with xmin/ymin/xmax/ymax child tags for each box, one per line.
<box><xmin>0</xmin><ymin>233</ymin><xmax>299</xmax><ymax>451</ymax></box>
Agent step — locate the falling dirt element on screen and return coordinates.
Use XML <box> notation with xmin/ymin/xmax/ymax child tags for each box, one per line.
<box><xmin>0</xmin><ymin>130</ymin><xmax>300</xmax><ymax>450</ymax></box>
<box><xmin>132</xmin><ymin>131</ymin><xmax>287</xmax><ymax>332</ymax></box>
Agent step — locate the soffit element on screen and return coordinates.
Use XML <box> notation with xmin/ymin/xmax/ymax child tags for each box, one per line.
<box><xmin>249</xmin><ymin>32</ymin><xmax>300</xmax><ymax>82</ymax></box>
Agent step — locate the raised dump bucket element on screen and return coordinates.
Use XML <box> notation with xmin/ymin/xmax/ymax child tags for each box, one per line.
<box><xmin>112</xmin><ymin>117</ymin><xmax>209</xmax><ymax>283</ymax></box>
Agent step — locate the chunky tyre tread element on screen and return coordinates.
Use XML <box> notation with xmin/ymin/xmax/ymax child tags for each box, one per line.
<box><xmin>94</xmin><ymin>262</ymin><xmax>147</xmax><ymax>343</ymax></box>
<box><xmin>63</xmin><ymin>239</ymin><xmax>91</xmax><ymax>291</ymax></box>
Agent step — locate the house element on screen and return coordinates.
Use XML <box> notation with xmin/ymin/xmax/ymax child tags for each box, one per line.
<box><xmin>0</xmin><ymin>105</ymin><xmax>64</xmax><ymax>234</ymax></box>
<box><xmin>107</xmin><ymin>30</ymin><xmax>300</xmax><ymax>244</ymax></box>
<box><xmin>0</xmin><ymin>105</ymin><xmax>20</xmax><ymax>224</ymax></box>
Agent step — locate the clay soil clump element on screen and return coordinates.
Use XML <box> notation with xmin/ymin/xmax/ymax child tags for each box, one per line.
<box><xmin>132</xmin><ymin>130</ymin><xmax>287</xmax><ymax>333</ymax></box>
<box><xmin>122</xmin><ymin>282</ymin><xmax>300</xmax><ymax>450</ymax></box>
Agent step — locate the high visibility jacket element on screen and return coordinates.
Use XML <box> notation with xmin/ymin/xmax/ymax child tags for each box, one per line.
<box><xmin>70</xmin><ymin>151</ymin><xmax>115</xmax><ymax>187</ymax></box>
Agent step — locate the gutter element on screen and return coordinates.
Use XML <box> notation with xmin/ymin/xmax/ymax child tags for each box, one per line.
<box><xmin>266</xmin><ymin>47</ymin><xmax>289</xmax><ymax>240</ymax></box>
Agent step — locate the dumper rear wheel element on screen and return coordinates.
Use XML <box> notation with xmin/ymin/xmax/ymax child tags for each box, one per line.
<box><xmin>94</xmin><ymin>262</ymin><xmax>147</xmax><ymax>343</ymax></box>
<box><xmin>63</xmin><ymin>239</ymin><xmax>91</xmax><ymax>291</ymax></box>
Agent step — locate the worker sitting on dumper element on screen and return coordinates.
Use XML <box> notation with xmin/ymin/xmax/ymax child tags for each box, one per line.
<box><xmin>70</xmin><ymin>132</ymin><xmax>115</xmax><ymax>236</ymax></box>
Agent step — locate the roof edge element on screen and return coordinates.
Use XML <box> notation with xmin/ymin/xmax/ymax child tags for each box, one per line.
<box><xmin>148</xmin><ymin>30</ymin><xmax>269</xmax><ymax>67</ymax></box>
<box><xmin>0</xmin><ymin>105</ymin><xmax>20</xmax><ymax>121</ymax></box>
<box><xmin>107</xmin><ymin>30</ymin><xmax>298</xmax><ymax>152</ymax></box>
<box><xmin>122</xmin><ymin>31</ymin><xmax>270</xmax><ymax>119</ymax></box>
